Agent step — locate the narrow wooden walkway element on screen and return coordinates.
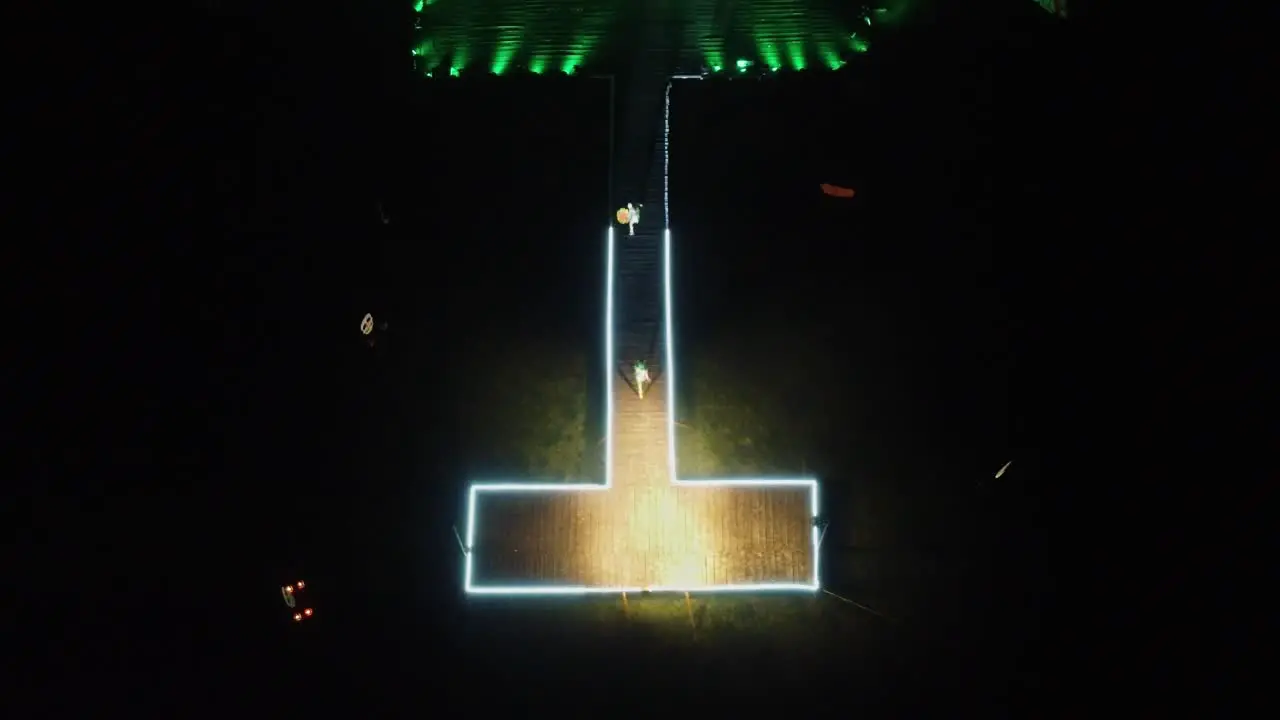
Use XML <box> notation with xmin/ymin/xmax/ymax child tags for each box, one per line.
<box><xmin>466</xmin><ymin>77</ymin><xmax>818</xmax><ymax>592</ymax></box>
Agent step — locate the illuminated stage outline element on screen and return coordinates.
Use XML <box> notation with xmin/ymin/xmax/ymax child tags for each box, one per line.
<box><xmin>463</xmin><ymin>82</ymin><xmax>819</xmax><ymax>596</ymax></box>
<box><xmin>462</xmin><ymin>228</ymin><xmax>821</xmax><ymax>596</ymax></box>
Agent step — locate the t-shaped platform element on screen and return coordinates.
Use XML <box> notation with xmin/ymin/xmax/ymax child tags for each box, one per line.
<box><xmin>463</xmin><ymin>228</ymin><xmax>820</xmax><ymax>595</ymax></box>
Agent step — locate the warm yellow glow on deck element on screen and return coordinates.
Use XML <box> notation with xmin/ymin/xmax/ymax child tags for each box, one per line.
<box><xmin>470</xmin><ymin>482</ymin><xmax>814</xmax><ymax>589</ymax></box>
<box><xmin>463</xmin><ymin>85</ymin><xmax>822</xmax><ymax>597</ymax></box>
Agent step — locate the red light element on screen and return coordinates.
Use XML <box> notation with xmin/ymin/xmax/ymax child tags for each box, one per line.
<box><xmin>296</xmin><ymin>581</ymin><xmax>305</xmax><ymax>589</ymax></box>
<box><xmin>303</xmin><ymin>608</ymin><xmax>313</xmax><ymax>616</ymax></box>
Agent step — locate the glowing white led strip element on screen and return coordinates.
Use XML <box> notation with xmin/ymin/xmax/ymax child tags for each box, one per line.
<box><xmin>463</xmin><ymin>81</ymin><xmax>820</xmax><ymax>596</ymax></box>
<box><xmin>664</xmin><ymin>81</ymin><xmax>671</xmax><ymax>230</ymax></box>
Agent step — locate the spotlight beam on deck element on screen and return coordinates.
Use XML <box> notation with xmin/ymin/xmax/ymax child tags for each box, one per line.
<box><xmin>463</xmin><ymin>82</ymin><xmax>820</xmax><ymax>597</ymax></box>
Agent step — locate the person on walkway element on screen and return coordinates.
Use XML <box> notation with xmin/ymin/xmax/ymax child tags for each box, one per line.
<box><xmin>633</xmin><ymin>360</ymin><xmax>650</xmax><ymax>398</ymax></box>
<box><xmin>627</xmin><ymin>203</ymin><xmax>642</xmax><ymax>236</ymax></box>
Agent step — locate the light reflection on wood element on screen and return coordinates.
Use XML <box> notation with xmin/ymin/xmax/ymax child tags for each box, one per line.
<box><xmin>473</xmin><ymin>484</ymin><xmax>813</xmax><ymax>587</ymax></box>
<box><xmin>472</xmin><ymin>364</ymin><xmax>815</xmax><ymax>587</ymax></box>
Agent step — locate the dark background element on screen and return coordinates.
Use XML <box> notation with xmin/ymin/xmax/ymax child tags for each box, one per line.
<box><xmin>13</xmin><ymin>0</ymin><xmax>1251</xmax><ymax>715</ymax></box>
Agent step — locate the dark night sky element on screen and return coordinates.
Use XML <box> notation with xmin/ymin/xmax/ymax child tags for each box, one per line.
<box><xmin>14</xmin><ymin>2</ymin><xmax>1251</xmax><ymax>714</ymax></box>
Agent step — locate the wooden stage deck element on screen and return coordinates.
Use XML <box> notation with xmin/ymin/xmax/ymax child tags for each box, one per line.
<box><xmin>467</xmin><ymin>377</ymin><xmax>818</xmax><ymax>590</ymax></box>
<box><xmin>469</xmin><ymin>482</ymin><xmax>815</xmax><ymax>588</ymax></box>
<box><xmin>463</xmin><ymin>135</ymin><xmax>819</xmax><ymax>591</ymax></box>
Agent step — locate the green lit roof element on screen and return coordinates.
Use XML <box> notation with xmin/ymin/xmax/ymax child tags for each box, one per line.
<box><xmin>411</xmin><ymin>0</ymin><xmax>901</xmax><ymax>77</ymax></box>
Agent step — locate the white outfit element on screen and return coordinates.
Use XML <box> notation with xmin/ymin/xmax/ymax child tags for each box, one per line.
<box><xmin>634</xmin><ymin>366</ymin><xmax>650</xmax><ymax>398</ymax></box>
<box><xmin>627</xmin><ymin>203</ymin><xmax>640</xmax><ymax>235</ymax></box>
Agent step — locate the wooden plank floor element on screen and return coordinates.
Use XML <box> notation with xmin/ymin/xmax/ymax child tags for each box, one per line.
<box><xmin>470</xmin><ymin>483</ymin><xmax>814</xmax><ymax>587</ymax></box>
<box><xmin>610</xmin><ymin>374</ymin><xmax>672</xmax><ymax>489</ymax></box>
<box><xmin>465</xmin><ymin>99</ymin><xmax>817</xmax><ymax>588</ymax></box>
<box><xmin>470</xmin><ymin>375</ymin><xmax>816</xmax><ymax>587</ymax></box>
